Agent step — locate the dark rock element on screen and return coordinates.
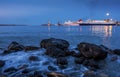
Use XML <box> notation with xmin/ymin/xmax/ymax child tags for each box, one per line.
<box><xmin>28</xmin><ymin>71</ymin><xmax>43</xmax><ymax>77</ymax></box>
<box><xmin>78</xmin><ymin>42</ymin><xmax>107</xmax><ymax>60</ymax></box>
<box><xmin>111</xmin><ymin>56</ymin><xmax>118</xmax><ymax>61</ymax></box>
<box><xmin>29</xmin><ymin>55</ymin><xmax>39</xmax><ymax>61</ymax></box>
<box><xmin>18</xmin><ymin>64</ymin><xmax>28</xmax><ymax>70</ymax></box>
<box><xmin>72</xmin><ymin>52</ymin><xmax>82</xmax><ymax>58</ymax></box>
<box><xmin>33</xmin><ymin>71</ymin><xmax>43</xmax><ymax>77</ymax></box>
<box><xmin>25</xmin><ymin>46</ymin><xmax>40</xmax><ymax>51</ymax></box>
<box><xmin>22</xmin><ymin>69</ymin><xmax>31</xmax><ymax>74</ymax></box>
<box><xmin>83</xmin><ymin>70</ymin><xmax>96</xmax><ymax>77</ymax></box>
<box><xmin>83</xmin><ymin>59</ymin><xmax>99</xmax><ymax>69</ymax></box>
<box><xmin>4</xmin><ymin>67</ymin><xmax>17</xmax><ymax>73</ymax></box>
<box><xmin>4</xmin><ymin>41</ymin><xmax>25</xmax><ymax>54</ymax></box>
<box><xmin>47</xmin><ymin>72</ymin><xmax>68</xmax><ymax>77</ymax></box>
<box><xmin>87</xmin><ymin>59</ymin><xmax>99</xmax><ymax>69</ymax></box>
<box><xmin>83</xmin><ymin>59</ymin><xmax>89</xmax><ymax>66</ymax></box>
<box><xmin>75</xmin><ymin>57</ymin><xmax>85</xmax><ymax>64</ymax></box>
<box><xmin>56</xmin><ymin>57</ymin><xmax>68</xmax><ymax>65</ymax></box>
<box><xmin>0</xmin><ymin>60</ymin><xmax>5</xmax><ymax>67</ymax></box>
<box><xmin>40</xmin><ymin>38</ymin><xmax>69</xmax><ymax>50</ymax></box>
<box><xmin>113</xmin><ymin>49</ymin><xmax>120</xmax><ymax>55</ymax></box>
<box><xmin>48</xmin><ymin>66</ymin><xmax>57</xmax><ymax>71</ymax></box>
<box><xmin>46</xmin><ymin>46</ymin><xmax>66</xmax><ymax>58</ymax></box>
<box><xmin>0</xmin><ymin>75</ymin><xmax>7</xmax><ymax>77</ymax></box>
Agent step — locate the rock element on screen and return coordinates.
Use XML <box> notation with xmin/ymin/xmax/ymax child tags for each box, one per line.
<box><xmin>22</xmin><ymin>69</ymin><xmax>31</xmax><ymax>74</ymax></box>
<box><xmin>46</xmin><ymin>46</ymin><xmax>66</xmax><ymax>58</ymax></box>
<box><xmin>5</xmin><ymin>41</ymin><xmax>24</xmax><ymax>53</ymax></box>
<box><xmin>25</xmin><ymin>46</ymin><xmax>40</xmax><ymax>51</ymax></box>
<box><xmin>87</xmin><ymin>59</ymin><xmax>99</xmax><ymax>69</ymax></box>
<box><xmin>75</xmin><ymin>57</ymin><xmax>85</xmax><ymax>64</ymax></box>
<box><xmin>111</xmin><ymin>56</ymin><xmax>118</xmax><ymax>61</ymax></box>
<box><xmin>113</xmin><ymin>49</ymin><xmax>120</xmax><ymax>55</ymax></box>
<box><xmin>47</xmin><ymin>72</ymin><xmax>68</xmax><ymax>77</ymax></box>
<box><xmin>0</xmin><ymin>75</ymin><xmax>7</xmax><ymax>77</ymax></box>
<box><xmin>40</xmin><ymin>38</ymin><xmax>69</xmax><ymax>50</ymax></box>
<box><xmin>83</xmin><ymin>59</ymin><xmax>99</xmax><ymax>70</ymax></box>
<box><xmin>0</xmin><ymin>60</ymin><xmax>5</xmax><ymax>67</ymax></box>
<box><xmin>4</xmin><ymin>67</ymin><xmax>17</xmax><ymax>73</ymax></box>
<box><xmin>29</xmin><ymin>55</ymin><xmax>39</xmax><ymax>61</ymax></box>
<box><xmin>18</xmin><ymin>64</ymin><xmax>28</xmax><ymax>70</ymax></box>
<box><xmin>56</xmin><ymin>57</ymin><xmax>68</xmax><ymax>65</ymax></box>
<box><xmin>48</xmin><ymin>66</ymin><xmax>57</xmax><ymax>71</ymax></box>
<box><xmin>78</xmin><ymin>42</ymin><xmax>107</xmax><ymax>60</ymax></box>
<box><xmin>33</xmin><ymin>71</ymin><xmax>43</xmax><ymax>77</ymax></box>
<box><xmin>83</xmin><ymin>70</ymin><xmax>96</xmax><ymax>77</ymax></box>
<box><xmin>97</xmin><ymin>73</ymin><xmax>109</xmax><ymax>77</ymax></box>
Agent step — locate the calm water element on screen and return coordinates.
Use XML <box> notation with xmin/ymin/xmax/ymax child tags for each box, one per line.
<box><xmin>0</xmin><ymin>25</ymin><xmax>120</xmax><ymax>49</ymax></box>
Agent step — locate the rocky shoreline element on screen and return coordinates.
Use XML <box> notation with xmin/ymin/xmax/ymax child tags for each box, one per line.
<box><xmin>0</xmin><ymin>38</ymin><xmax>120</xmax><ymax>77</ymax></box>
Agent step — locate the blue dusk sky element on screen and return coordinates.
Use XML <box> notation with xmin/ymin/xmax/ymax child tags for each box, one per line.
<box><xmin>0</xmin><ymin>0</ymin><xmax>120</xmax><ymax>25</ymax></box>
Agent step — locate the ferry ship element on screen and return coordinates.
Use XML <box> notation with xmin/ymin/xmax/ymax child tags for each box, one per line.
<box><xmin>63</xmin><ymin>19</ymin><xmax>117</xmax><ymax>26</ymax></box>
<box><xmin>77</xmin><ymin>19</ymin><xmax>117</xmax><ymax>25</ymax></box>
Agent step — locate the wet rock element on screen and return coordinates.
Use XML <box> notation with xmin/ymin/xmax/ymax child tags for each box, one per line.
<box><xmin>78</xmin><ymin>42</ymin><xmax>107</xmax><ymax>60</ymax></box>
<box><xmin>18</xmin><ymin>64</ymin><xmax>28</xmax><ymax>70</ymax></box>
<box><xmin>8</xmin><ymin>41</ymin><xmax>24</xmax><ymax>51</ymax></box>
<box><xmin>46</xmin><ymin>46</ymin><xmax>66</xmax><ymax>58</ymax></box>
<box><xmin>87</xmin><ymin>59</ymin><xmax>99</xmax><ymax>69</ymax></box>
<box><xmin>3</xmin><ymin>41</ymin><xmax>25</xmax><ymax>54</ymax></box>
<box><xmin>75</xmin><ymin>57</ymin><xmax>85</xmax><ymax>64</ymax></box>
<box><xmin>110</xmin><ymin>56</ymin><xmax>118</xmax><ymax>61</ymax></box>
<box><xmin>4</xmin><ymin>67</ymin><xmax>17</xmax><ymax>73</ymax></box>
<box><xmin>100</xmin><ymin>45</ymin><xmax>112</xmax><ymax>52</ymax></box>
<box><xmin>48</xmin><ymin>66</ymin><xmax>57</xmax><ymax>71</ymax></box>
<box><xmin>40</xmin><ymin>38</ymin><xmax>69</xmax><ymax>50</ymax></box>
<box><xmin>47</xmin><ymin>72</ymin><xmax>68</xmax><ymax>77</ymax></box>
<box><xmin>56</xmin><ymin>57</ymin><xmax>68</xmax><ymax>65</ymax></box>
<box><xmin>25</xmin><ymin>46</ymin><xmax>40</xmax><ymax>51</ymax></box>
<box><xmin>22</xmin><ymin>69</ymin><xmax>31</xmax><ymax>74</ymax></box>
<box><xmin>72</xmin><ymin>52</ymin><xmax>82</xmax><ymax>58</ymax></box>
<box><xmin>0</xmin><ymin>75</ymin><xmax>7</xmax><ymax>77</ymax></box>
<box><xmin>113</xmin><ymin>49</ymin><xmax>120</xmax><ymax>55</ymax></box>
<box><xmin>83</xmin><ymin>70</ymin><xmax>96</xmax><ymax>77</ymax></box>
<box><xmin>97</xmin><ymin>73</ymin><xmax>109</xmax><ymax>77</ymax></box>
<box><xmin>29</xmin><ymin>55</ymin><xmax>39</xmax><ymax>61</ymax></box>
<box><xmin>0</xmin><ymin>60</ymin><xmax>5</xmax><ymax>67</ymax></box>
<box><xmin>33</xmin><ymin>71</ymin><xmax>43</xmax><ymax>77</ymax></box>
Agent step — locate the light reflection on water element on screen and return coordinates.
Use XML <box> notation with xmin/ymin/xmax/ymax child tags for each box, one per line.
<box><xmin>0</xmin><ymin>25</ymin><xmax>119</xmax><ymax>49</ymax></box>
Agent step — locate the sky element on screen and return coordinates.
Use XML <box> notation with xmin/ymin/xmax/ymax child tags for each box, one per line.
<box><xmin>0</xmin><ymin>0</ymin><xmax>120</xmax><ymax>25</ymax></box>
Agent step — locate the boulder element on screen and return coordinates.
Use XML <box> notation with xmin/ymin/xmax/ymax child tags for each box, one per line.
<box><xmin>75</xmin><ymin>57</ymin><xmax>85</xmax><ymax>64</ymax></box>
<box><xmin>78</xmin><ymin>42</ymin><xmax>107</xmax><ymax>60</ymax></box>
<box><xmin>46</xmin><ymin>46</ymin><xmax>66</xmax><ymax>58</ymax></box>
<box><xmin>47</xmin><ymin>72</ymin><xmax>68</xmax><ymax>77</ymax></box>
<box><xmin>28</xmin><ymin>55</ymin><xmax>39</xmax><ymax>61</ymax></box>
<box><xmin>113</xmin><ymin>49</ymin><xmax>120</xmax><ymax>55</ymax></box>
<box><xmin>40</xmin><ymin>38</ymin><xmax>69</xmax><ymax>50</ymax></box>
<box><xmin>56</xmin><ymin>57</ymin><xmax>68</xmax><ymax>65</ymax></box>
<box><xmin>48</xmin><ymin>66</ymin><xmax>57</xmax><ymax>71</ymax></box>
<box><xmin>4</xmin><ymin>67</ymin><xmax>17</xmax><ymax>73</ymax></box>
<box><xmin>0</xmin><ymin>60</ymin><xmax>5</xmax><ymax>67</ymax></box>
<box><xmin>7</xmin><ymin>41</ymin><xmax>24</xmax><ymax>52</ymax></box>
<box><xmin>83</xmin><ymin>70</ymin><xmax>96</xmax><ymax>77</ymax></box>
<box><xmin>25</xmin><ymin>46</ymin><xmax>40</xmax><ymax>51</ymax></box>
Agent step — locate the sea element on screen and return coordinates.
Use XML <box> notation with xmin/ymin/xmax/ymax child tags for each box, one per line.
<box><xmin>0</xmin><ymin>25</ymin><xmax>120</xmax><ymax>77</ymax></box>
<box><xmin>0</xmin><ymin>25</ymin><xmax>120</xmax><ymax>49</ymax></box>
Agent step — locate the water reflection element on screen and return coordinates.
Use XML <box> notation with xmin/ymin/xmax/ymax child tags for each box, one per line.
<box><xmin>91</xmin><ymin>25</ymin><xmax>113</xmax><ymax>37</ymax></box>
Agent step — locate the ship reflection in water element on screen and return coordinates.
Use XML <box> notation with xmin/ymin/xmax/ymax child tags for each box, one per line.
<box><xmin>91</xmin><ymin>25</ymin><xmax>113</xmax><ymax>37</ymax></box>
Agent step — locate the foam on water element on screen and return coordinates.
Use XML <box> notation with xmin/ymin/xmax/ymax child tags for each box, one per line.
<box><xmin>0</xmin><ymin>48</ymin><xmax>88</xmax><ymax>77</ymax></box>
